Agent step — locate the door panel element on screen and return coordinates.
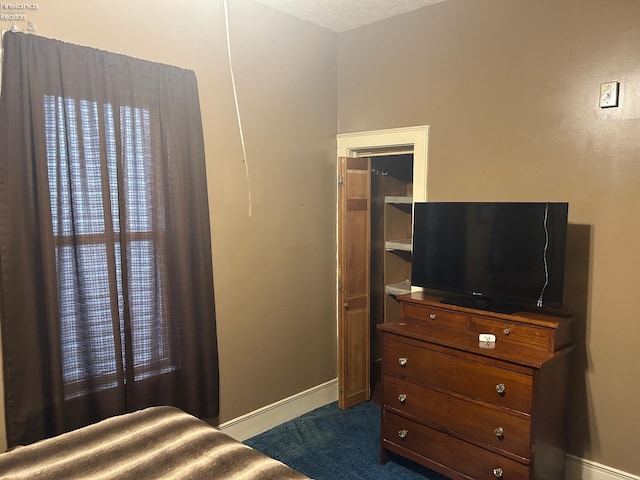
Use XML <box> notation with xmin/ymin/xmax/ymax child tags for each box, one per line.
<box><xmin>338</xmin><ymin>156</ymin><xmax>371</xmax><ymax>408</ymax></box>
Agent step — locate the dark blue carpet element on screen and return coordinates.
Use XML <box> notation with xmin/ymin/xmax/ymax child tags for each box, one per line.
<box><xmin>244</xmin><ymin>401</ymin><xmax>448</xmax><ymax>480</ymax></box>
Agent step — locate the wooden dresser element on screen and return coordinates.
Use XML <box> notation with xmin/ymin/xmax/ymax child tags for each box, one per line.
<box><xmin>378</xmin><ymin>292</ymin><xmax>573</xmax><ymax>480</ymax></box>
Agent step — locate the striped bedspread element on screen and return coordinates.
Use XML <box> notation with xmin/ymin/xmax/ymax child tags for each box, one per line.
<box><xmin>0</xmin><ymin>406</ymin><xmax>309</xmax><ymax>479</ymax></box>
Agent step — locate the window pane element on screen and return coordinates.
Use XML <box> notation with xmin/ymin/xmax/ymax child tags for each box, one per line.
<box><xmin>45</xmin><ymin>95</ymin><xmax>71</xmax><ymax>237</ymax></box>
<box><xmin>121</xmin><ymin>106</ymin><xmax>153</xmax><ymax>233</ymax></box>
<box><xmin>44</xmin><ymin>96</ymin><xmax>107</xmax><ymax>236</ymax></box>
<box><xmin>128</xmin><ymin>240</ymin><xmax>176</xmax><ymax>381</ymax></box>
<box><xmin>56</xmin><ymin>244</ymin><xmax>118</xmax><ymax>397</ymax></box>
<box><xmin>45</xmin><ymin>95</ymin><xmax>177</xmax><ymax>399</ymax></box>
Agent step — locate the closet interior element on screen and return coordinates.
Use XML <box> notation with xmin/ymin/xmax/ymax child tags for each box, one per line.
<box><xmin>369</xmin><ymin>154</ymin><xmax>414</xmax><ymax>398</ymax></box>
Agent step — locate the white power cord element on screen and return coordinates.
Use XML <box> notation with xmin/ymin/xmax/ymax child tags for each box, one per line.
<box><xmin>223</xmin><ymin>0</ymin><xmax>253</xmax><ymax>217</ymax></box>
<box><xmin>537</xmin><ymin>203</ymin><xmax>550</xmax><ymax>307</ymax></box>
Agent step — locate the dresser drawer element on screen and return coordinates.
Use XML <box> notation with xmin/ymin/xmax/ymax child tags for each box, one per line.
<box><xmin>384</xmin><ymin>374</ymin><xmax>531</xmax><ymax>458</ymax></box>
<box><xmin>402</xmin><ymin>303</ymin><xmax>468</xmax><ymax>330</ymax></box>
<box><xmin>384</xmin><ymin>338</ymin><xmax>533</xmax><ymax>413</ymax></box>
<box><xmin>470</xmin><ymin>316</ymin><xmax>552</xmax><ymax>352</ymax></box>
<box><xmin>383</xmin><ymin>410</ymin><xmax>530</xmax><ymax>480</ymax></box>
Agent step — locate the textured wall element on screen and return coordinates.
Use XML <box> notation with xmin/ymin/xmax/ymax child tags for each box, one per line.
<box><xmin>338</xmin><ymin>0</ymin><xmax>640</xmax><ymax>474</ymax></box>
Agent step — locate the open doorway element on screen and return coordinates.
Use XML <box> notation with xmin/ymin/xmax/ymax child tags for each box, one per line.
<box><xmin>336</xmin><ymin>126</ymin><xmax>429</xmax><ymax>409</ymax></box>
<box><xmin>369</xmin><ymin>154</ymin><xmax>413</xmax><ymax>404</ymax></box>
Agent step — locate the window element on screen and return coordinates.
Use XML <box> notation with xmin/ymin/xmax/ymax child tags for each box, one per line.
<box><xmin>44</xmin><ymin>96</ymin><xmax>178</xmax><ymax>399</ymax></box>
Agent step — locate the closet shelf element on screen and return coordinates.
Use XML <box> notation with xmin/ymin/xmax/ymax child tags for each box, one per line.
<box><xmin>385</xmin><ymin>280</ymin><xmax>412</xmax><ymax>296</ymax></box>
<box><xmin>385</xmin><ymin>195</ymin><xmax>413</xmax><ymax>205</ymax></box>
<box><xmin>385</xmin><ymin>239</ymin><xmax>412</xmax><ymax>252</ymax></box>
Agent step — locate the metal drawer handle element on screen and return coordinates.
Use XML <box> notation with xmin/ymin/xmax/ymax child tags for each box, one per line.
<box><xmin>503</xmin><ymin>327</ymin><xmax>510</xmax><ymax>335</ymax></box>
<box><xmin>398</xmin><ymin>393</ymin><xmax>407</xmax><ymax>403</ymax></box>
<box><xmin>398</xmin><ymin>357</ymin><xmax>408</xmax><ymax>366</ymax></box>
<box><xmin>495</xmin><ymin>383</ymin><xmax>506</xmax><ymax>395</ymax></box>
<box><xmin>429</xmin><ymin>314</ymin><xmax>436</xmax><ymax>320</ymax></box>
<box><xmin>493</xmin><ymin>467</ymin><xmax>504</xmax><ymax>478</ymax></box>
<box><xmin>494</xmin><ymin>426</ymin><xmax>504</xmax><ymax>438</ymax></box>
<box><xmin>398</xmin><ymin>429</ymin><xmax>408</xmax><ymax>439</ymax></box>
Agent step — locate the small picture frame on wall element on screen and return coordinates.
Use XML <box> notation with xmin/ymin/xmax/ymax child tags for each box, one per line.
<box><xmin>599</xmin><ymin>81</ymin><xmax>619</xmax><ymax>108</ymax></box>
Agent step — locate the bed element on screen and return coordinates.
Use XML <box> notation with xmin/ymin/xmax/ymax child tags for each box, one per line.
<box><xmin>0</xmin><ymin>406</ymin><xmax>309</xmax><ymax>479</ymax></box>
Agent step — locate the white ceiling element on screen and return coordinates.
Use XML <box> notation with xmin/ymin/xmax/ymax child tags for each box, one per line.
<box><xmin>252</xmin><ymin>0</ymin><xmax>447</xmax><ymax>32</ymax></box>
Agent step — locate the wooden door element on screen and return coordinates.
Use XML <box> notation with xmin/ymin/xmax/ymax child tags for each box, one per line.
<box><xmin>337</xmin><ymin>157</ymin><xmax>371</xmax><ymax>408</ymax></box>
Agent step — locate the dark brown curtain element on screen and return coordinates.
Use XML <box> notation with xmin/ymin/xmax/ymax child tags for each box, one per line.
<box><xmin>0</xmin><ymin>33</ymin><xmax>219</xmax><ymax>447</ymax></box>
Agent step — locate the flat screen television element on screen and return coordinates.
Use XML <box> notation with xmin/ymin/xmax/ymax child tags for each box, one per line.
<box><xmin>411</xmin><ymin>202</ymin><xmax>569</xmax><ymax>313</ymax></box>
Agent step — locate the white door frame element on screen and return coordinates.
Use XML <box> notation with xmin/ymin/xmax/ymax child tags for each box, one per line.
<box><xmin>337</xmin><ymin>125</ymin><xmax>429</xmax><ymax>202</ymax></box>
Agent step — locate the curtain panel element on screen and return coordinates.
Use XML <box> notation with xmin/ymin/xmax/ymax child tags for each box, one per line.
<box><xmin>0</xmin><ymin>33</ymin><xmax>219</xmax><ymax>447</ymax></box>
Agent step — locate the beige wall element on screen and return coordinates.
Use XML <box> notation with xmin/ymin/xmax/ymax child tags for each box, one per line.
<box><xmin>0</xmin><ymin>0</ymin><xmax>338</xmax><ymax>450</ymax></box>
<box><xmin>337</xmin><ymin>0</ymin><xmax>640</xmax><ymax>474</ymax></box>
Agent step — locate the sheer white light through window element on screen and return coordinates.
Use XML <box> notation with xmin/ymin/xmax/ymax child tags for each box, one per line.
<box><xmin>44</xmin><ymin>95</ymin><xmax>178</xmax><ymax>400</ymax></box>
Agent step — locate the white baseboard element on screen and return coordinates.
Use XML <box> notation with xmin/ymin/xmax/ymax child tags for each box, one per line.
<box><xmin>218</xmin><ymin>378</ymin><xmax>338</xmax><ymax>441</ymax></box>
<box><xmin>565</xmin><ymin>454</ymin><xmax>640</xmax><ymax>480</ymax></box>
<box><xmin>218</xmin><ymin>381</ymin><xmax>638</xmax><ymax>480</ymax></box>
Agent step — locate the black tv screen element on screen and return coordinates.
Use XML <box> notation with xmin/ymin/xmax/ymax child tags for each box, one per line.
<box><xmin>411</xmin><ymin>202</ymin><xmax>568</xmax><ymax>313</ymax></box>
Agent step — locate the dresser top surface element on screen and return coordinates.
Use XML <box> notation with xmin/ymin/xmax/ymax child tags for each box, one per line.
<box><xmin>400</xmin><ymin>292</ymin><xmax>573</xmax><ymax>329</ymax></box>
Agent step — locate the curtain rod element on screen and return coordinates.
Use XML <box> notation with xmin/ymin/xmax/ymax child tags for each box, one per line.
<box><xmin>0</xmin><ymin>22</ymin><xmax>36</xmax><ymax>92</ymax></box>
<box><xmin>5</xmin><ymin>20</ymin><xmax>37</xmax><ymax>34</ymax></box>
<box><xmin>1</xmin><ymin>21</ymin><xmax>37</xmax><ymax>58</ymax></box>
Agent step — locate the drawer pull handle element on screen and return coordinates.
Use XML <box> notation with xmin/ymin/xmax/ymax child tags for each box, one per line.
<box><xmin>495</xmin><ymin>383</ymin><xmax>506</xmax><ymax>395</ymax></box>
<box><xmin>429</xmin><ymin>314</ymin><xmax>436</xmax><ymax>320</ymax></box>
<box><xmin>503</xmin><ymin>327</ymin><xmax>510</xmax><ymax>335</ymax></box>
<box><xmin>398</xmin><ymin>393</ymin><xmax>407</xmax><ymax>403</ymax></box>
<box><xmin>398</xmin><ymin>357</ymin><xmax>408</xmax><ymax>366</ymax></box>
<box><xmin>493</xmin><ymin>467</ymin><xmax>504</xmax><ymax>478</ymax></box>
<box><xmin>494</xmin><ymin>426</ymin><xmax>504</xmax><ymax>438</ymax></box>
<box><xmin>398</xmin><ymin>429</ymin><xmax>408</xmax><ymax>439</ymax></box>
